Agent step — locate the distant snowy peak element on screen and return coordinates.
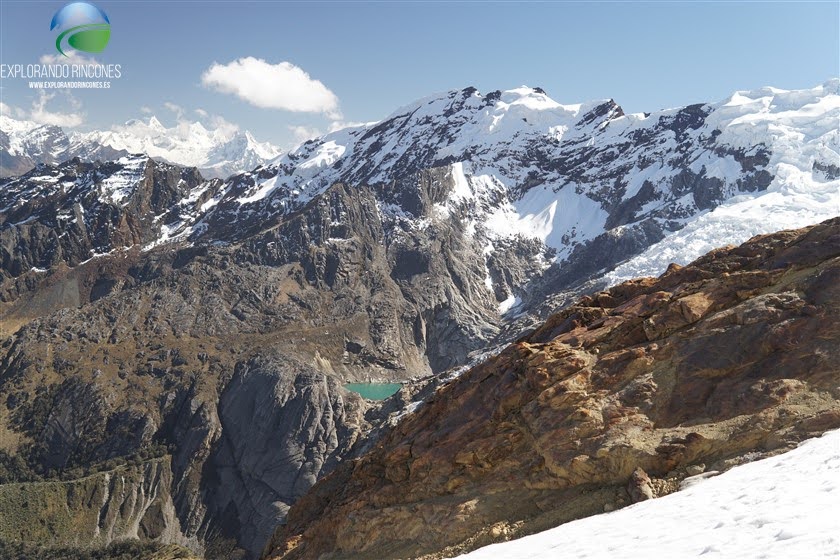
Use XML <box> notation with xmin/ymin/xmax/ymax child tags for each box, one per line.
<box><xmin>202</xmin><ymin>129</ymin><xmax>281</xmax><ymax>178</ymax></box>
<box><xmin>0</xmin><ymin>115</ymin><xmax>72</xmax><ymax>176</ymax></box>
<box><xmin>75</xmin><ymin>116</ymin><xmax>282</xmax><ymax>179</ymax></box>
<box><xmin>0</xmin><ymin>114</ymin><xmax>282</xmax><ymax>179</ymax></box>
<box><xmin>0</xmin><ymin>115</ymin><xmax>47</xmax><ymax>143</ymax></box>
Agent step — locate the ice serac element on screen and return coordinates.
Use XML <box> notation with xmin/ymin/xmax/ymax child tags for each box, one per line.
<box><xmin>265</xmin><ymin>218</ymin><xmax>840</xmax><ymax>560</ymax></box>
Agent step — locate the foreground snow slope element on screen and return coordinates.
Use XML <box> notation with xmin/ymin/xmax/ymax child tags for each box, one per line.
<box><xmin>457</xmin><ymin>429</ymin><xmax>840</xmax><ymax>559</ymax></box>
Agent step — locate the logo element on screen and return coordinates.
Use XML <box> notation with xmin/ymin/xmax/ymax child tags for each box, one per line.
<box><xmin>50</xmin><ymin>2</ymin><xmax>110</xmax><ymax>57</ymax></box>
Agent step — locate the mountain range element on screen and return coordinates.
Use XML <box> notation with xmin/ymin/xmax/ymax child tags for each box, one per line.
<box><xmin>0</xmin><ymin>114</ymin><xmax>282</xmax><ymax>179</ymax></box>
<box><xmin>0</xmin><ymin>79</ymin><xmax>837</xmax><ymax>559</ymax></box>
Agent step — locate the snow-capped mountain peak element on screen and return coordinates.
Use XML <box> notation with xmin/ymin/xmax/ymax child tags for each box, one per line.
<box><xmin>0</xmin><ymin>115</ymin><xmax>73</xmax><ymax>176</ymax></box>
<box><xmin>187</xmin><ymin>80</ymin><xmax>837</xmax><ymax>315</ymax></box>
<box><xmin>1</xmin><ymin>114</ymin><xmax>282</xmax><ymax>179</ymax></box>
<box><xmin>75</xmin><ymin>115</ymin><xmax>282</xmax><ymax>179</ymax></box>
<box><xmin>147</xmin><ymin>115</ymin><xmax>166</xmax><ymax>132</ymax></box>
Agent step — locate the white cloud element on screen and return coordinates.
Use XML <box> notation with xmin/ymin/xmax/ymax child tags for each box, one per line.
<box><xmin>194</xmin><ymin>108</ymin><xmax>208</xmax><ymax>117</ymax></box>
<box><xmin>288</xmin><ymin>125</ymin><xmax>323</xmax><ymax>144</ymax></box>
<box><xmin>208</xmin><ymin>114</ymin><xmax>239</xmax><ymax>137</ymax></box>
<box><xmin>39</xmin><ymin>52</ymin><xmax>100</xmax><ymax>66</ymax></box>
<box><xmin>140</xmin><ymin>106</ymin><xmax>153</xmax><ymax>114</ymax></box>
<box><xmin>163</xmin><ymin>102</ymin><xmax>184</xmax><ymax>117</ymax></box>
<box><xmin>0</xmin><ymin>102</ymin><xmax>30</xmax><ymax>121</ymax></box>
<box><xmin>202</xmin><ymin>57</ymin><xmax>340</xmax><ymax>117</ymax></box>
<box><xmin>328</xmin><ymin>120</ymin><xmax>368</xmax><ymax>133</ymax></box>
<box><xmin>29</xmin><ymin>91</ymin><xmax>84</xmax><ymax>128</ymax></box>
<box><xmin>67</xmin><ymin>94</ymin><xmax>82</xmax><ymax>111</ymax></box>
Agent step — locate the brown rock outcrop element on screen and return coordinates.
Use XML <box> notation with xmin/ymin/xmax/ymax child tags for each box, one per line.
<box><xmin>627</xmin><ymin>467</ymin><xmax>654</xmax><ymax>502</ymax></box>
<box><xmin>264</xmin><ymin>218</ymin><xmax>840</xmax><ymax>560</ymax></box>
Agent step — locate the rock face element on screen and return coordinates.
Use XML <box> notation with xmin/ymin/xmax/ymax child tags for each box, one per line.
<box><xmin>2</xmin><ymin>82</ymin><xmax>836</xmax><ymax>362</ymax></box>
<box><xmin>0</xmin><ymin>285</ymin><xmax>376</xmax><ymax>558</ymax></box>
<box><xmin>198</xmin><ymin>357</ymin><xmax>367</xmax><ymax>555</ymax></box>
<box><xmin>186</xmin><ymin>80</ymin><xmax>836</xmax><ymax>324</ymax></box>
<box><xmin>0</xmin><ymin>159</ymin><xmax>501</xmax><ymax>559</ymax></box>
<box><xmin>0</xmin><ymin>163</ymin><xmax>500</xmax><ymax>379</ymax></box>
<box><xmin>0</xmin><ymin>156</ymin><xmax>216</xmax><ymax>280</ymax></box>
<box><xmin>265</xmin><ymin>218</ymin><xmax>840</xmax><ymax>560</ymax></box>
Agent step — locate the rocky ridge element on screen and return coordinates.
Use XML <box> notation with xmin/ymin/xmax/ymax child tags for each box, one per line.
<box><xmin>265</xmin><ymin>218</ymin><xmax>840</xmax><ymax>560</ymax></box>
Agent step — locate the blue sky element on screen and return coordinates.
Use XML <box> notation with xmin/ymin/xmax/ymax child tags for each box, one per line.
<box><xmin>1</xmin><ymin>1</ymin><xmax>838</xmax><ymax>147</ymax></box>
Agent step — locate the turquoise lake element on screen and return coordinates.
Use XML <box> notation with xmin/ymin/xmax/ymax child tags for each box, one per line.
<box><xmin>344</xmin><ymin>383</ymin><xmax>402</xmax><ymax>400</ymax></box>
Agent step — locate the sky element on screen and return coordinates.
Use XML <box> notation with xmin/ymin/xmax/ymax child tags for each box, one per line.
<box><xmin>1</xmin><ymin>0</ymin><xmax>838</xmax><ymax>148</ymax></box>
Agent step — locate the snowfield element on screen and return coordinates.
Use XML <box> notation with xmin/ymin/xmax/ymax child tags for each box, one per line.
<box><xmin>456</xmin><ymin>429</ymin><xmax>840</xmax><ymax>559</ymax></box>
<box><xmin>605</xmin><ymin>79</ymin><xmax>840</xmax><ymax>285</ymax></box>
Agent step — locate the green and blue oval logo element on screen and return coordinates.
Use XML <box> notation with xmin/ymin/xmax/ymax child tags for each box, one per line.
<box><xmin>50</xmin><ymin>2</ymin><xmax>110</xmax><ymax>57</ymax></box>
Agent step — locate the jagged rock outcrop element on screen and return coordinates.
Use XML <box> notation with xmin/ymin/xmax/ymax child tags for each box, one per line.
<box><xmin>265</xmin><ymin>218</ymin><xmax>840</xmax><ymax>560</ymax></box>
<box><xmin>0</xmin><ymin>156</ymin><xmax>217</xmax><ymax>280</ymax></box>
